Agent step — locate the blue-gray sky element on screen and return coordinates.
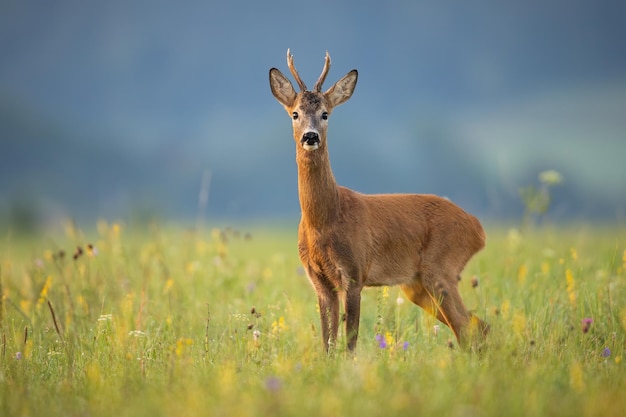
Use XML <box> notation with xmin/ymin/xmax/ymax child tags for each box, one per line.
<box><xmin>1</xmin><ymin>0</ymin><xmax>625</xmax><ymax>226</ymax></box>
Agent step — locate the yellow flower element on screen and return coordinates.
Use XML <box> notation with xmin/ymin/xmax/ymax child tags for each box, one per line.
<box><xmin>518</xmin><ymin>264</ymin><xmax>528</xmax><ymax>284</ymax></box>
<box><xmin>271</xmin><ymin>316</ymin><xmax>288</xmax><ymax>334</ymax></box>
<box><xmin>570</xmin><ymin>248</ymin><xmax>578</xmax><ymax>262</ymax></box>
<box><xmin>111</xmin><ymin>223</ymin><xmax>122</xmax><ymax>239</ymax></box>
<box><xmin>163</xmin><ymin>278</ymin><xmax>174</xmax><ymax>294</ymax></box>
<box><xmin>185</xmin><ymin>261</ymin><xmax>199</xmax><ymax>275</ymax></box>
<box><xmin>565</xmin><ymin>269</ymin><xmax>576</xmax><ymax>306</ymax></box>
<box><xmin>384</xmin><ymin>331</ymin><xmax>394</xmax><ymax>350</ymax></box>
<box><xmin>382</xmin><ymin>286</ymin><xmax>389</xmax><ymax>299</ymax></box>
<box><xmin>37</xmin><ymin>276</ymin><xmax>52</xmax><ymax>310</ymax></box>
<box><xmin>175</xmin><ymin>338</ymin><xmax>193</xmax><ymax>356</ymax></box>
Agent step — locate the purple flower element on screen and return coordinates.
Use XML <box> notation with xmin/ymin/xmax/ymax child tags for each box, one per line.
<box><xmin>402</xmin><ymin>341</ymin><xmax>409</xmax><ymax>351</ymax></box>
<box><xmin>15</xmin><ymin>352</ymin><xmax>22</xmax><ymax>360</ymax></box>
<box><xmin>602</xmin><ymin>347</ymin><xmax>611</xmax><ymax>358</ymax></box>
<box><xmin>581</xmin><ymin>318</ymin><xmax>593</xmax><ymax>333</ymax></box>
<box><xmin>375</xmin><ymin>334</ymin><xmax>387</xmax><ymax>349</ymax></box>
<box><xmin>265</xmin><ymin>376</ymin><xmax>282</xmax><ymax>392</ymax></box>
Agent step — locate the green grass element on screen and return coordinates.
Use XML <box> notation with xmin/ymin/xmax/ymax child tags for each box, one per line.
<box><xmin>0</xmin><ymin>221</ymin><xmax>625</xmax><ymax>416</ymax></box>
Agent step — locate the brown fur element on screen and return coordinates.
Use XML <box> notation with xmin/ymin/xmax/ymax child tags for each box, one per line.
<box><xmin>269</xmin><ymin>50</ymin><xmax>488</xmax><ymax>353</ymax></box>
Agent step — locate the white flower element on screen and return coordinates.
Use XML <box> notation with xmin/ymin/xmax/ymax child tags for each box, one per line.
<box><xmin>97</xmin><ymin>314</ymin><xmax>113</xmax><ymax>322</ymax></box>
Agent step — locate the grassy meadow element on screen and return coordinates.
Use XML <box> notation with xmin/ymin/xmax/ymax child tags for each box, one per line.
<box><xmin>0</xmin><ymin>221</ymin><xmax>625</xmax><ymax>416</ymax></box>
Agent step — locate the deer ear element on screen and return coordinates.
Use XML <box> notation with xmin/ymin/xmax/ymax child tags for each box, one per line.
<box><xmin>269</xmin><ymin>68</ymin><xmax>297</xmax><ymax>108</ymax></box>
<box><xmin>324</xmin><ymin>70</ymin><xmax>358</xmax><ymax>108</ymax></box>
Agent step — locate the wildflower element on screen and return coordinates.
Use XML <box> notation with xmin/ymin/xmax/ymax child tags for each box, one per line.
<box><xmin>396</xmin><ymin>296</ymin><xmax>404</xmax><ymax>305</ymax></box>
<box><xmin>112</xmin><ymin>223</ymin><xmax>122</xmax><ymax>238</ymax></box>
<box><xmin>566</xmin><ymin>269</ymin><xmax>576</xmax><ymax>306</ymax></box>
<box><xmin>518</xmin><ymin>264</ymin><xmax>528</xmax><ymax>284</ymax></box>
<box><xmin>37</xmin><ymin>276</ymin><xmax>53</xmax><ymax>310</ymax></box>
<box><xmin>602</xmin><ymin>347</ymin><xmax>611</xmax><ymax>358</ymax></box>
<box><xmin>402</xmin><ymin>341</ymin><xmax>409</xmax><ymax>351</ymax></box>
<box><xmin>384</xmin><ymin>331</ymin><xmax>394</xmax><ymax>349</ymax></box>
<box><xmin>382</xmin><ymin>286</ymin><xmax>389</xmax><ymax>300</ymax></box>
<box><xmin>265</xmin><ymin>376</ymin><xmax>282</xmax><ymax>392</ymax></box>
<box><xmin>271</xmin><ymin>316</ymin><xmax>288</xmax><ymax>335</ymax></box>
<box><xmin>163</xmin><ymin>279</ymin><xmax>174</xmax><ymax>294</ymax></box>
<box><xmin>433</xmin><ymin>325</ymin><xmax>440</xmax><ymax>336</ymax></box>
<box><xmin>175</xmin><ymin>338</ymin><xmax>193</xmax><ymax>357</ymax></box>
<box><xmin>15</xmin><ymin>352</ymin><xmax>22</xmax><ymax>360</ymax></box>
<box><xmin>253</xmin><ymin>330</ymin><xmax>261</xmax><ymax>342</ymax></box>
<box><xmin>97</xmin><ymin>314</ymin><xmax>113</xmax><ymax>322</ymax></box>
<box><xmin>86</xmin><ymin>244</ymin><xmax>98</xmax><ymax>256</ymax></box>
<box><xmin>581</xmin><ymin>318</ymin><xmax>593</xmax><ymax>333</ymax></box>
<box><xmin>375</xmin><ymin>334</ymin><xmax>387</xmax><ymax>348</ymax></box>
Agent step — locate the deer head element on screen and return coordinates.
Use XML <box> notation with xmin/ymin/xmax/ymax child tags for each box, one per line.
<box><xmin>269</xmin><ymin>49</ymin><xmax>358</xmax><ymax>152</ymax></box>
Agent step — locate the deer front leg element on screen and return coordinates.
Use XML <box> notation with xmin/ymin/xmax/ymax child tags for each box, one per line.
<box><xmin>344</xmin><ymin>287</ymin><xmax>362</xmax><ymax>352</ymax></box>
<box><xmin>311</xmin><ymin>277</ymin><xmax>340</xmax><ymax>353</ymax></box>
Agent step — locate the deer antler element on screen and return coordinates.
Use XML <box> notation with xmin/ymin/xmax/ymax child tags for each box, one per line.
<box><xmin>287</xmin><ymin>49</ymin><xmax>307</xmax><ymax>92</ymax></box>
<box><xmin>313</xmin><ymin>51</ymin><xmax>331</xmax><ymax>92</ymax></box>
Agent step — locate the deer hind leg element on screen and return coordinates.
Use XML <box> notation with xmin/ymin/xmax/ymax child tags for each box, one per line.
<box><xmin>401</xmin><ymin>274</ymin><xmax>487</xmax><ymax>348</ymax></box>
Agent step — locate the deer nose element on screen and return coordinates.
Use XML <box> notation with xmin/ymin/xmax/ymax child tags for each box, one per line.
<box><xmin>301</xmin><ymin>132</ymin><xmax>320</xmax><ymax>146</ymax></box>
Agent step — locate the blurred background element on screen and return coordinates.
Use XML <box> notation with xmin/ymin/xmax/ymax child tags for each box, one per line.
<box><xmin>1</xmin><ymin>0</ymin><xmax>625</xmax><ymax>232</ymax></box>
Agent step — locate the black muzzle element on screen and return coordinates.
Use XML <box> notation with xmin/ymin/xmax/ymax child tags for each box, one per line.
<box><xmin>301</xmin><ymin>132</ymin><xmax>320</xmax><ymax>147</ymax></box>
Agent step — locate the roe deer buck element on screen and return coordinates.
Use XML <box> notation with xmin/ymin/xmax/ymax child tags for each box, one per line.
<box><xmin>269</xmin><ymin>49</ymin><xmax>489</xmax><ymax>353</ymax></box>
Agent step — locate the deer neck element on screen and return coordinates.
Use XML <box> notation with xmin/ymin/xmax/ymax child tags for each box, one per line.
<box><xmin>296</xmin><ymin>147</ymin><xmax>339</xmax><ymax>228</ymax></box>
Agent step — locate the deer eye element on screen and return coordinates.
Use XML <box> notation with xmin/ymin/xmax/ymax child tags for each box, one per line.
<box><xmin>292</xmin><ymin>112</ymin><xmax>299</xmax><ymax>120</ymax></box>
<box><xmin>321</xmin><ymin>112</ymin><xmax>328</xmax><ymax>120</ymax></box>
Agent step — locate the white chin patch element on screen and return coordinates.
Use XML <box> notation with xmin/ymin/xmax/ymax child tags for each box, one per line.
<box><xmin>302</xmin><ymin>143</ymin><xmax>319</xmax><ymax>151</ymax></box>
